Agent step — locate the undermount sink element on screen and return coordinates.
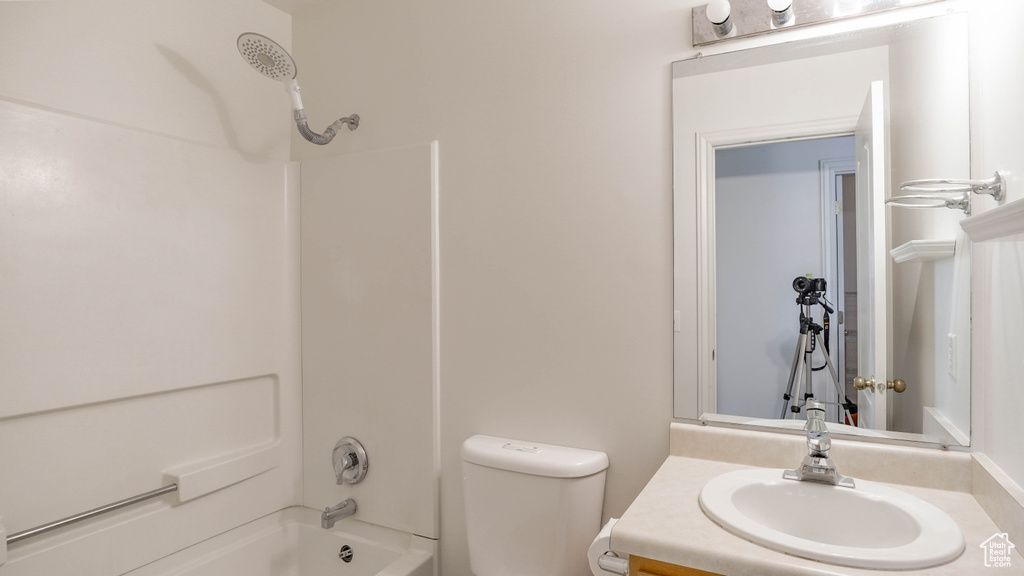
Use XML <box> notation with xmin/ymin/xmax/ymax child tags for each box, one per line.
<box><xmin>699</xmin><ymin>468</ymin><xmax>965</xmax><ymax>570</ymax></box>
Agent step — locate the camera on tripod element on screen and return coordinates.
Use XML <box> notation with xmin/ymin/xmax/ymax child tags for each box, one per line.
<box><xmin>792</xmin><ymin>275</ymin><xmax>826</xmax><ymax>295</ymax></box>
<box><xmin>780</xmin><ymin>274</ymin><xmax>856</xmax><ymax>424</ymax></box>
<box><xmin>792</xmin><ymin>276</ymin><xmax>829</xmax><ymax>308</ymax></box>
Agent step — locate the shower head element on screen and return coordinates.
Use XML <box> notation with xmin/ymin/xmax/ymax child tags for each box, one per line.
<box><xmin>236</xmin><ymin>31</ymin><xmax>359</xmax><ymax>145</ymax></box>
<box><xmin>237</xmin><ymin>33</ymin><xmax>297</xmax><ymax>82</ymax></box>
<box><xmin>238</xmin><ymin>32</ymin><xmax>304</xmax><ymax>112</ymax></box>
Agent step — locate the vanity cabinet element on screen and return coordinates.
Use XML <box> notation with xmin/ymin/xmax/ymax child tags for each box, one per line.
<box><xmin>630</xmin><ymin>556</ymin><xmax>725</xmax><ymax>576</ymax></box>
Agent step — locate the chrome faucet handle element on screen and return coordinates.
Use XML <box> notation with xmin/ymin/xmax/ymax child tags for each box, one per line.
<box><xmin>333</xmin><ymin>437</ymin><xmax>368</xmax><ymax>485</ymax></box>
<box><xmin>783</xmin><ymin>401</ymin><xmax>856</xmax><ymax>488</ymax></box>
<box><xmin>804</xmin><ymin>401</ymin><xmax>830</xmax><ymax>456</ymax></box>
<box><xmin>807</xmin><ymin>433</ymin><xmax>831</xmax><ymax>457</ymax></box>
<box><xmin>805</xmin><ymin>400</ymin><xmax>827</xmax><ymax>423</ymax></box>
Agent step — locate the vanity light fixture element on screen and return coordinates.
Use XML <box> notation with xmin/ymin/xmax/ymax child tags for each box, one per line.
<box><xmin>707</xmin><ymin>0</ymin><xmax>734</xmax><ymax>37</ymax></box>
<box><xmin>691</xmin><ymin>0</ymin><xmax>943</xmax><ymax>46</ymax></box>
<box><xmin>768</xmin><ymin>0</ymin><xmax>794</xmax><ymax>27</ymax></box>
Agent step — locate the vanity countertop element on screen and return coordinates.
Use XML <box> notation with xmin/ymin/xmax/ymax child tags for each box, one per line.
<box><xmin>611</xmin><ymin>424</ymin><xmax>1024</xmax><ymax>576</ymax></box>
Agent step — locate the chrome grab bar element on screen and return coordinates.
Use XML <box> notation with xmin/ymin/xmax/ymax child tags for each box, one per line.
<box><xmin>6</xmin><ymin>483</ymin><xmax>178</xmax><ymax>545</ymax></box>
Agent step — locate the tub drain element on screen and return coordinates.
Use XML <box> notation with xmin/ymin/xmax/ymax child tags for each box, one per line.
<box><xmin>338</xmin><ymin>545</ymin><xmax>354</xmax><ymax>563</ymax></box>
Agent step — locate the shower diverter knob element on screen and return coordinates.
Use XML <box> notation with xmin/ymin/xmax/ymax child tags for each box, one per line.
<box><xmin>333</xmin><ymin>437</ymin><xmax>368</xmax><ymax>485</ymax></box>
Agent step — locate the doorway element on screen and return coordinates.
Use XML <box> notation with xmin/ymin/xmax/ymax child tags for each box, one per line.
<box><xmin>714</xmin><ymin>135</ymin><xmax>856</xmax><ymax>423</ymax></box>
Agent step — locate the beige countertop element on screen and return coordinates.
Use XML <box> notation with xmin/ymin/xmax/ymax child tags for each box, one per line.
<box><xmin>610</xmin><ymin>424</ymin><xmax>1024</xmax><ymax>576</ymax></box>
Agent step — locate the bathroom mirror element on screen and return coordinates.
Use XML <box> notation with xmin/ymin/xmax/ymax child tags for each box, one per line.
<box><xmin>672</xmin><ymin>13</ymin><xmax>972</xmax><ymax>446</ymax></box>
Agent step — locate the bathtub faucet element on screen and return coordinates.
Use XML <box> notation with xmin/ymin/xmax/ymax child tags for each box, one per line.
<box><xmin>321</xmin><ymin>498</ymin><xmax>357</xmax><ymax>529</ymax></box>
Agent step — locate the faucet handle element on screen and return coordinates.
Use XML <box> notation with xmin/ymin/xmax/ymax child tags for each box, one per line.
<box><xmin>805</xmin><ymin>400</ymin><xmax>827</xmax><ymax>427</ymax></box>
<box><xmin>333</xmin><ymin>437</ymin><xmax>369</xmax><ymax>485</ymax></box>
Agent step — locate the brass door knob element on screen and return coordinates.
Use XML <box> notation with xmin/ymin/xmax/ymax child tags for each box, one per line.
<box><xmin>886</xmin><ymin>378</ymin><xmax>907</xmax><ymax>393</ymax></box>
<box><xmin>853</xmin><ymin>377</ymin><xmax>876</xmax><ymax>392</ymax></box>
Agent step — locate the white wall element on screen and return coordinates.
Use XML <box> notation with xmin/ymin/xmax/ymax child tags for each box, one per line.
<box><xmin>290</xmin><ymin>3</ymin><xmax>680</xmax><ymax>574</ymax></box>
<box><xmin>715</xmin><ymin>137</ymin><xmax>854</xmax><ymax>421</ymax></box>
<box><xmin>0</xmin><ymin>2</ymin><xmax>300</xmax><ymax>573</ymax></box>
<box><xmin>886</xmin><ymin>13</ymin><xmax>970</xmax><ymax>436</ymax></box>
<box><xmin>300</xmin><ymin>143</ymin><xmax>439</xmax><ymax>540</ymax></box>
<box><xmin>969</xmin><ymin>0</ymin><xmax>1024</xmax><ymax>491</ymax></box>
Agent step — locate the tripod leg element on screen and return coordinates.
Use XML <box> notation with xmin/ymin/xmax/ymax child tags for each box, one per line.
<box><xmin>789</xmin><ymin>335</ymin><xmax>808</xmax><ymax>419</ymax></box>
<box><xmin>814</xmin><ymin>332</ymin><xmax>853</xmax><ymax>425</ymax></box>
<box><xmin>804</xmin><ymin>344</ymin><xmax>814</xmax><ymax>405</ymax></box>
<box><xmin>780</xmin><ymin>333</ymin><xmax>805</xmax><ymax>419</ymax></box>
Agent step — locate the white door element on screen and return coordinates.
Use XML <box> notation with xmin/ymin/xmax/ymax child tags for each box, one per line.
<box><xmin>854</xmin><ymin>81</ymin><xmax>890</xmax><ymax>430</ymax></box>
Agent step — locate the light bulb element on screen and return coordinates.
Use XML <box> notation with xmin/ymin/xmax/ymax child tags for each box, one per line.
<box><xmin>768</xmin><ymin>0</ymin><xmax>794</xmax><ymax>27</ymax></box>
<box><xmin>706</xmin><ymin>0</ymin><xmax>734</xmax><ymax>36</ymax></box>
<box><xmin>833</xmin><ymin>0</ymin><xmax>864</xmax><ymax>17</ymax></box>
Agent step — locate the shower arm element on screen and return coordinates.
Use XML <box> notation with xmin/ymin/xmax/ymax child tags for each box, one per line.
<box><xmin>293</xmin><ymin>109</ymin><xmax>360</xmax><ymax>145</ymax></box>
<box><xmin>286</xmin><ymin>78</ymin><xmax>359</xmax><ymax>146</ymax></box>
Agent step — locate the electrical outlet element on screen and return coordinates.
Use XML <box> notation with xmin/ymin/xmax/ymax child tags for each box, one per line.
<box><xmin>947</xmin><ymin>333</ymin><xmax>957</xmax><ymax>379</ymax></box>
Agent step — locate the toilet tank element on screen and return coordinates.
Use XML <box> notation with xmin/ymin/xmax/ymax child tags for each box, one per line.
<box><xmin>461</xmin><ymin>435</ymin><xmax>609</xmax><ymax>576</ymax></box>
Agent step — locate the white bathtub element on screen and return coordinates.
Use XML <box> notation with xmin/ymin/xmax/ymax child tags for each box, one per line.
<box><xmin>125</xmin><ymin>507</ymin><xmax>435</xmax><ymax>576</ymax></box>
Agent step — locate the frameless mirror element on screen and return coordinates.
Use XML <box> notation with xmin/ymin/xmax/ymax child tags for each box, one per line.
<box><xmin>672</xmin><ymin>13</ymin><xmax>971</xmax><ymax>446</ymax></box>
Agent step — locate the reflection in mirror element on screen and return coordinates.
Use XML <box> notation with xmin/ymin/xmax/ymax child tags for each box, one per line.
<box><xmin>715</xmin><ymin>136</ymin><xmax>856</xmax><ymax>425</ymax></box>
<box><xmin>672</xmin><ymin>13</ymin><xmax>971</xmax><ymax>446</ymax></box>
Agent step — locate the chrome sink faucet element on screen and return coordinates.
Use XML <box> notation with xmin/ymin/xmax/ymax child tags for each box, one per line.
<box><xmin>783</xmin><ymin>401</ymin><xmax>855</xmax><ymax>488</ymax></box>
<box><xmin>321</xmin><ymin>498</ymin><xmax>357</xmax><ymax>529</ymax></box>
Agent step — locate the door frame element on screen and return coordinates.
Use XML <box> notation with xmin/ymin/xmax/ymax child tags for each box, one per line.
<box><xmin>694</xmin><ymin>116</ymin><xmax>858</xmax><ymax>418</ymax></box>
<box><xmin>820</xmin><ymin>158</ymin><xmax>857</xmax><ymax>421</ymax></box>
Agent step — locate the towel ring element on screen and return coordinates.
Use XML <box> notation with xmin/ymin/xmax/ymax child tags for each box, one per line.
<box><xmin>898</xmin><ymin>171</ymin><xmax>1005</xmax><ymax>202</ymax></box>
<box><xmin>885</xmin><ymin>193</ymin><xmax>970</xmax><ymax>215</ymax></box>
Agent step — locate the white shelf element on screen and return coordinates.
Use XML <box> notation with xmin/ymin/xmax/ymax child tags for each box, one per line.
<box><xmin>890</xmin><ymin>239</ymin><xmax>956</xmax><ymax>263</ymax></box>
<box><xmin>164</xmin><ymin>442</ymin><xmax>280</xmax><ymax>502</ymax></box>
<box><xmin>961</xmin><ymin>196</ymin><xmax>1024</xmax><ymax>242</ymax></box>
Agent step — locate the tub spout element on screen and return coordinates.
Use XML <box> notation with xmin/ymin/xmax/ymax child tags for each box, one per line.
<box><xmin>321</xmin><ymin>498</ymin><xmax>357</xmax><ymax>529</ymax></box>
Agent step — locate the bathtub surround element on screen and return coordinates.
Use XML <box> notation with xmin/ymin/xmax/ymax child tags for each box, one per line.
<box><xmin>300</xmin><ymin>142</ymin><xmax>440</xmax><ymax>541</ymax></box>
<box><xmin>0</xmin><ymin>1</ymin><xmax>301</xmax><ymax>573</ymax></box>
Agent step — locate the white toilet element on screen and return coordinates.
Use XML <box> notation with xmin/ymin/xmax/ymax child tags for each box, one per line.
<box><xmin>461</xmin><ymin>435</ymin><xmax>610</xmax><ymax>576</ymax></box>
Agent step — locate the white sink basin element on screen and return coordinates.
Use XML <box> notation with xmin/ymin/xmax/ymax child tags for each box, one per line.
<box><xmin>699</xmin><ymin>468</ymin><xmax>965</xmax><ymax>569</ymax></box>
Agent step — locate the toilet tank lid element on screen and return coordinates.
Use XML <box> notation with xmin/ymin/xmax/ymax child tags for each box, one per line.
<box><xmin>461</xmin><ymin>435</ymin><xmax>609</xmax><ymax>478</ymax></box>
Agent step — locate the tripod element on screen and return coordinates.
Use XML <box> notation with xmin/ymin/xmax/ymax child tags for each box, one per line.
<box><xmin>779</xmin><ymin>293</ymin><xmax>853</xmax><ymax>425</ymax></box>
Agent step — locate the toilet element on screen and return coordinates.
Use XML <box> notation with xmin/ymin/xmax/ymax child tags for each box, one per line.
<box><xmin>461</xmin><ymin>435</ymin><xmax>609</xmax><ymax>576</ymax></box>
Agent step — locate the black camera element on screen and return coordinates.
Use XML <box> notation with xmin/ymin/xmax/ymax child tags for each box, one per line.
<box><xmin>793</xmin><ymin>276</ymin><xmax>827</xmax><ymax>294</ymax></box>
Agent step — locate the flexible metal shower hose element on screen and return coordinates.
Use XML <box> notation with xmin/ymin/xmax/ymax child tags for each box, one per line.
<box><xmin>293</xmin><ymin>110</ymin><xmax>359</xmax><ymax>145</ymax></box>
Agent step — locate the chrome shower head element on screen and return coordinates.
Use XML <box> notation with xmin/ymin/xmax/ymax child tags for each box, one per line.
<box><xmin>237</xmin><ymin>32</ymin><xmax>296</xmax><ymax>82</ymax></box>
<box><xmin>236</xmin><ymin>31</ymin><xmax>359</xmax><ymax>145</ymax></box>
